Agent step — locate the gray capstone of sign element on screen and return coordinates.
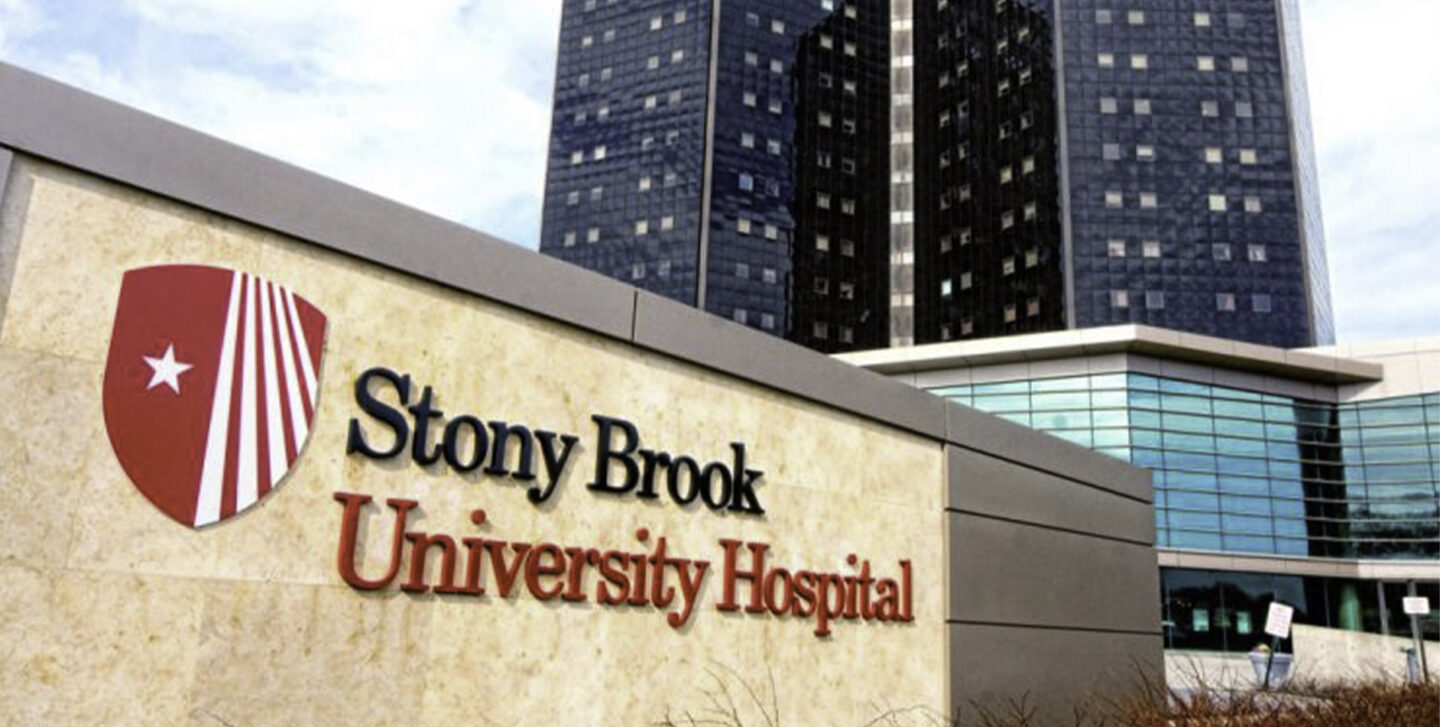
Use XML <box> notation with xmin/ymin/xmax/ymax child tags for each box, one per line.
<box><xmin>0</xmin><ymin>60</ymin><xmax>1163</xmax><ymax>718</ymax></box>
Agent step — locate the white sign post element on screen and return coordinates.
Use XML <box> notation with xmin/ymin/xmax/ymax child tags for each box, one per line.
<box><xmin>1402</xmin><ymin>596</ymin><xmax>1431</xmax><ymax>684</ymax></box>
<box><xmin>1260</xmin><ymin>602</ymin><xmax>1295</xmax><ymax>690</ymax></box>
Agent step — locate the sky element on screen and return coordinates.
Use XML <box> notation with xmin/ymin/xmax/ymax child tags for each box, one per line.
<box><xmin>0</xmin><ymin>0</ymin><xmax>1435</xmax><ymax>343</ymax></box>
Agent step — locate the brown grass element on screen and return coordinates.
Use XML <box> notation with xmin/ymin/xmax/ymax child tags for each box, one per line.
<box><xmin>658</xmin><ymin>665</ymin><xmax>1440</xmax><ymax>727</ymax></box>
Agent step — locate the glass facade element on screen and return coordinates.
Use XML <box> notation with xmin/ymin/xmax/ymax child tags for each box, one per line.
<box><xmin>1057</xmin><ymin>0</ymin><xmax>1331</xmax><ymax>348</ymax></box>
<box><xmin>933</xmin><ymin>375</ymin><xmax>1440</xmax><ymax>559</ymax></box>
<box><xmin>1161</xmin><ymin>568</ymin><xmax>1439</xmax><ymax>652</ymax></box>
<box><xmin>540</xmin><ymin>0</ymin><xmax>893</xmax><ymax>353</ymax></box>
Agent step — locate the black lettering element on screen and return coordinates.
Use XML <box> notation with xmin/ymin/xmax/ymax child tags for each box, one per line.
<box><xmin>346</xmin><ymin>367</ymin><xmax>410</xmax><ymax>459</ymax></box>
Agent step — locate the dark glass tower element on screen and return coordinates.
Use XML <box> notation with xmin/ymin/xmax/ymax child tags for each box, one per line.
<box><xmin>541</xmin><ymin>0</ymin><xmax>1334</xmax><ymax>351</ymax></box>
<box><xmin>540</xmin><ymin>0</ymin><xmax>892</xmax><ymax>353</ymax></box>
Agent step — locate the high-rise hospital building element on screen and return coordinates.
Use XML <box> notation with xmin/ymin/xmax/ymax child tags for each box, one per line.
<box><xmin>539</xmin><ymin>0</ymin><xmax>1333</xmax><ymax>352</ymax></box>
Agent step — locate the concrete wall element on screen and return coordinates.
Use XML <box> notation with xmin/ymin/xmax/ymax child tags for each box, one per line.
<box><xmin>0</xmin><ymin>61</ymin><xmax>1159</xmax><ymax>725</ymax></box>
<box><xmin>1292</xmin><ymin>624</ymin><xmax>1439</xmax><ymax>684</ymax></box>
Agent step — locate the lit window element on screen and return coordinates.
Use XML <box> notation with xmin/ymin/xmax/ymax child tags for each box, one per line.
<box><xmin>1236</xmin><ymin>101</ymin><xmax>1254</xmax><ymax>118</ymax></box>
<box><xmin>738</xmin><ymin>173</ymin><xmax>754</xmax><ymax>191</ymax></box>
<box><xmin>1209</xmin><ymin>194</ymin><xmax>1227</xmax><ymax>212</ymax></box>
<box><xmin>763</xmin><ymin>268</ymin><xmax>777</xmax><ymax>284</ymax></box>
<box><xmin>570</xmin><ymin>150</ymin><xmax>583</xmax><ymax>165</ymax></box>
<box><xmin>768</xmin><ymin>98</ymin><xmax>783</xmax><ymax>114</ymax></box>
<box><xmin>1002</xmin><ymin>257</ymin><xmax>1016</xmax><ymax>275</ymax></box>
<box><xmin>842</xmin><ymin>199</ymin><xmax>857</xmax><ymax>215</ymax></box>
<box><xmin>597</xmin><ymin>105</ymin><xmax>609</xmax><ymax>119</ymax></box>
<box><xmin>741</xmin><ymin>133</ymin><xmax>755</xmax><ymax>149</ymax></box>
<box><xmin>1111</xmin><ymin>290</ymin><xmax>1130</xmax><ymax>309</ymax></box>
<box><xmin>589</xmin><ymin>186</ymin><xmax>603</xmax><ymax>201</ymax></box>
<box><xmin>941</xmin><ymin>279</ymin><xmax>953</xmax><ymax>297</ymax></box>
<box><xmin>816</xmin><ymin>234</ymin><xmax>830</xmax><ymax>251</ymax></box>
<box><xmin>761</xmin><ymin>313</ymin><xmax>775</xmax><ymax>330</ymax></box>
<box><xmin>743</xmin><ymin>92</ymin><xmax>757</xmax><ymax>107</ymax></box>
<box><xmin>634</xmin><ymin>220</ymin><xmax>649</xmax><ymax>236</ymax></box>
<box><xmin>1248</xmin><ymin>244</ymin><xmax>1268</xmax><ymax>262</ymax></box>
<box><xmin>767</xmin><ymin>139</ymin><xmax>781</xmax><ymax>155</ymax></box>
<box><xmin>817</xmin><ymin>151</ymin><xmax>831</xmax><ymax>168</ymax></box>
<box><xmin>1107</xmin><ymin>239</ymin><xmax>1126</xmax><ymax>258</ymax></box>
<box><xmin>1022</xmin><ymin>156</ymin><xmax>1035</xmax><ymax>174</ymax></box>
<box><xmin>573</xmin><ymin>110</ymin><xmax>586</xmax><ymax>124</ymax></box>
<box><xmin>817</xmin><ymin>192</ymin><xmax>831</xmax><ymax>209</ymax></box>
<box><xmin>672</xmin><ymin>49</ymin><xmax>685</xmax><ymax>64</ymax></box>
<box><xmin>1136</xmin><ymin>145</ymin><xmax>1155</xmax><ymax>162</ymax></box>
<box><xmin>1096</xmin><ymin>8</ymin><xmax>1112</xmax><ymax>23</ymax></box>
<box><xmin>1145</xmin><ymin>291</ymin><xmax>1165</xmax><ymax>310</ymax></box>
<box><xmin>1240</xmin><ymin>149</ymin><xmax>1258</xmax><ymax>165</ymax></box>
<box><xmin>839</xmin><ymin>282</ymin><xmax>855</xmax><ymax>300</ymax></box>
<box><xmin>734</xmin><ymin>309</ymin><xmax>748</xmax><ymax>325</ymax></box>
<box><xmin>764</xmin><ymin>225</ymin><xmax>779</xmax><ymax>241</ymax></box>
<box><xmin>1139</xmin><ymin>192</ymin><xmax>1157</xmax><ymax>209</ymax></box>
<box><xmin>586</xmin><ymin>228</ymin><xmax>600</xmax><ymax>243</ymax></box>
<box><xmin>647</xmin><ymin>56</ymin><xmax>660</xmax><ymax>70</ymax></box>
<box><xmin>1142</xmin><ymin>240</ymin><xmax>1162</xmax><ymax>258</ymax></box>
<box><xmin>1197</xmin><ymin>56</ymin><xmax>1215</xmax><ymax>72</ymax></box>
<box><xmin>844</xmin><ymin>42</ymin><xmax>857</xmax><ymax>56</ymax></box>
<box><xmin>644</xmin><ymin>95</ymin><xmax>657</xmax><ymax>109</ymax></box>
<box><xmin>1128</xmin><ymin>10</ymin><xmax>1144</xmax><ymax>24</ymax></box>
<box><xmin>650</xmin><ymin>15</ymin><xmax>662</xmax><ymax>30</ymax></box>
<box><xmin>1025</xmin><ymin>248</ymin><xmax>1039</xmax><ymax>267</ymax></box>
<box><xmin>960</xmin><ymin>272</ymin><xmax>973</xmax><ymax>289</ymax></box>
<box><xmin>736</xmin><ymin>262</ymin><xmax>749</xmax><ymax>279</ymax></box>
<box><xmin>770</xmin><ymin>59</ymin><xmax>783</xmax><ymax>74</ymax></box>
<box><xmin>603</xmin><ymin>28</ymin><xmax>615</xmax><ymax>42</ymax></box>
<box><xmin>1003</xmin><ymin>304</ymin><xmax>1018</xmax><ymax>323</ymax></box>
<box><xmin>1105</xmin><ymin>191</ymin><xmax>1123</xmax><ymax>208</ymax></box>
<box><xmin>1131</xmin><ymin>54</ymin><xmax>1148</xmax><ymax>70</ymax></box>
<box><xmin>1023</xmin><ymin>202</ymin><xmax>1037</xmax><ymax>221</ymax></box>
<box><xmin>1244</xmin><ymin>196</ymin><xmax>1263</xmax><ymax>213</ymax></box>
<box><xmin>745</xmin><ymin>51</ymin><xmax>759</xmax><ymax>66</ymax></box>
<box><xmin>1205</xmin><ymin>148</ymin><xmax>1223</xmax><ymax>164</ymax></box>
<box><xmin>1000</xmin><ymin>166</ymin><xmax>1014</xmax><ymax>183</ymax></box>
<box><xmin>1001</xmin><ymin>210</ymin><xmax>1015</xmax><ymax>229</ymax></box>
<box><xmin>631</xmin><ymin>263</ymin><xmax>646</xmax><ymax>280</ymax></box>
<box><xmin>674</xmin><ymin>9</ymin><xmax>686</xmax><ymax>23</ymax></box>
<box><xmin>668</xmin><ymin>90</ymin><xmax>682</xmax><ymax>105</ymax></box>
<box><xmin>593</xmin><ymin>145</ymin><xmax>607</xmax><ymax>160</ymax></box>
<box><xmin>1098</xmin><ymin>53</ymin><xmax>1115</xmax><ymax>69</ymax></box>
<box><xmin>658</xmin><ymin>260</ymin><xmax>671</xmax><ymax>278</ymax></box>
<box><xmin>736</xmin><ymin>217</ymin><xmax>752</xmax><ymax>234</ymax></box>
<box><xmin>1103</xmin><ymin>143</ymin><xmax>1121</xmax><ymax>161</ymax></box>
<box><xmin>641</xmin><ymin>136</ymin><xmax>655</xmax><ymax>151</ymax></box>
<box><xmin>1100</xmin><ymin>97</ymin><xmax>1119</xmax><ymax>114</ymax></box>
<box><xmin>1253</xmin><ymin>294</ymin><xmax>1272</xmax><ymax>313</ymax></box>
<box><xmin>819</xmin><ymin>111</ymin><xmax>833</xmax><ymax>127</ymax></box>
<box><xmin>1202</xmin><ymin>100</ymin><xmax>1219</xmax><ymax>117</ymax></box>
<box><xmin>566</xmin><ymin>191</ymin><xmax>580</xmax><ymax>206</ymax></box>
<box><xmin>581</xmin><ymin>35</ymin><xmax>593</xmax><ymax>48</ymax></box>
<box><xmin>1216</xmin><ymin>293</ymin><xmax>1236</xmax><ymax>312</ymax></box>
<box><xmin>771</xmin><ymin>19</ymin><xmax>785</xmax><ymax>34</ymax></box>
<box><xmin>1027</xmin><ymin>298</ymin><xmax>1041</xmax><ymax>317</ymax></box>
<box><xmin>661</xmin><ymin>216</ymin><xmax>675</xmax><ymax>231</ymax></box>
<box><xmin>813</xmin><ymin>322</ymin><xmax>829</xmax><ymax>340</ymax></box>
<box><xmin>1232</xmin><ymin>56</ymin><xmax>1249</xmax><ymax>72</ymax></box>
<box><xmin>664</xmin><ymin>172</ymin><xmax>678</xmax><ymax>187</ymax></box>
<box><xmin>563</xmin><ymin>231</ymin><xmax>576</xmax><ymax>247</ymax></box>
<box><xmin>600</xmin><ymin>67</ymin><xmax>612</xmax><ymax>81</ymax></box>
<box><xmin>1134</xmin><ymin>98</ymin><xmax>1152</xmax><ymax>115</ymax></box>
<box><xmin>1212</xmin><ymin>243</ymin><xmax>1232</xmax><ymax>261</ymax></box>
<box><xmin>844</xmin><ymin>79</ymin><xmax>857</xmax><ymax>94</ymax></box>
<box><xmin>1194</xmin><ymin>12</ymin><xmax>1211</xmax><ymax>27</ymax></box>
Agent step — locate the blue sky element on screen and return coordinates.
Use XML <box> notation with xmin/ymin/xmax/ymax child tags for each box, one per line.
<box><xmin>1</xmin><ymin>0</ymin><xmax>1435</xmax><ymax>342</ymax></box>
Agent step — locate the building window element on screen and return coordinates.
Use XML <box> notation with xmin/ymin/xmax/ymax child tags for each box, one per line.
<box><xmin>817</xmin><ymin>192</ymin><xmax>831</xmax><ymax>209</ymax></box>
<box><xmin>570</xmin><ymin>150</ymin><xmax>583</xmax><ymax>165</ymax></box>
<box><xmin>674</xmin><ymin>9</ymin><xmax>686</xmax><ymax>23</ymax></box>
<box><xmin>1209</xmin><ymin>194</ymin><xmax>1227</xmax><ymax>212</ymax></box>
<box><xmin>1110</xmin><ymin>290</ymin><xmax>1130</xmax><ymax>309</ymax></box>
<box><xmin>1131</xmin><ymin>54</ymin><xmax>1148</xmax><ymax>70</ymax></box>
<box><xmin>1128</xmin><ymin>10</ymin><xmax>1144</xmax><ymax>24</ymax></box>
<box><xmin>1243</xmin><ymin>196</ymin><xmax>1263</xmax><ymax>213</ymax></box>
<box><xmin>1202</xmin><ymin>100</ymin><xmax>1219</xmax><ymax>117</ymax></box>
<box><xmin>736</xmin><ymin>262</ymin><xmax>750</xmax><ymax>279</ymax></box>
<box><xmin>650</xmin><ymin>15</ymin><xmax>663</xmax><ymax>30</ymax></box>
<box><xmin>839</xmin><ymin>282</ymin><xmax>855</xmax><ymax>300</ymax></box>
<box><xmin>839</xmin><ymin>239</ymin><xmax>854</xmax><ymax>256</ymax></box>
<box><xmin>771</xmin><ymin>19</ymin><xmax>785</xmax><ymax>34</ymax></box>
<box><xmin>672</xmin><ymin>49</ymin><xmax>685</xmax><ymax>64</ymax></box>
<box><xmin>1001</xmin><ymin>210</ymin><xmax>1015</xmax><ymax>229</ymax></box>
<box><xmin>562</xmin><ymin>231</ymin><xmax>576</xmax><ymax>247</ymax></box>
<box><xmin>1107</xmin><ymin>239</ymin><xmax>1126</xmax><ymax>258</ymax></box>
<box><xmin>1139</xmin><ymin>192</ymin><xmax>1157</xmax><ymax>209</ymax></box>
<box><xmin>586</xmin><ymin>228</ymin><xmax>600</xmax><ymax>244</ymax></box>
<box><xmin>1197</xmin><ymin>55</ymin><xmax>1215</xmax><ymax>72</ymax></box>
<box><xmin>960</xmin><ymin>272</ymin><xmax>973</xmax><ymax>290</ymax></box>
<box><xmin>1236</xmin><ymin>101</ymin><xmax>1254</xmax><ymax>118</ymax></box>
<box><xmin>741</xmin><ymin>133</ymin><xmax>755</xmax><ymax>149</ymax></box>
<box><xmin>1212</xmin><ymin>243</ymin><xmax>1232</xmax><ymax>261</ymax></box>
<box><xmin>765</xmin><ymin>225</ymin><xmax>779</xmax><ymax>241</ymax></box>
<box><xmin>1027</xmin><ymin>298</ymin><xmax>1041</xmax><ymax>317</ymax></box>
<box><xmin>1205</xmin><ymin>147</ymin><xmax>1223</xmax><ymax>164</ymax></box>
<box><xmin>842</xmin><ymin>199</ymin><xmax>857</xmax><ymax>215</ymax></box>
<box><xmin>1097</xmin><ymin>53</ymin><xmax>1115</xmax><ymax>69</ymax></box>
<box><xmin>761</xmin><ymin>313</ymin><xmax>775</xmax><ymax>330</ymax></box>
<box><xmin>589</xmin><ymin>186</ymin><xmax>603</xmax><ymax>201</ymax></box>
<box><xmin>770</xmin><ymin>59</ymin><xmax>783</xmax><ymax>74</ymax></box>
<box><xmin>1134</xmin><ymin>98</ymin><xmax>1152</xmax><ymax>115</ymax></box>
<box><xmin>1142</xmin><ymin>240</ymin><xmax>1162</xmax><ymax>258</ymax></box>
<box><xmin>734</xmin><ymin>308</ymin><xmax>748</xmax><ymax>324</ymax></box>
<box><xmin>661</xmin><ymin>216</ymin><xmax>675</xmax><ymax>231</ymax></box>
<box><xmin>767</xmin><ymin>139</ymin><xmax>781</xmax><ymax>155</ymax></box>
<box><xmin>1216</xmin><ymin>293</ymin><xmax>1237</xmax><ymax>312</ymax></box>
<box><xmin>634</xmin><ymin>220</ymin><xmax>649</xmax><ymax>236</ymax></box>
<box><xmin>1096</xmin><ymin>8</ymin><xmax>1113</xmax><ymax>23</ymax></box>
<box><xmin>1102</xmin><ymin>143</ymin><xmax>1121</xmax><ymax>161</ymax></box>
<box><xmin>658</xmin><ymin>260</ymin><xmax>671</xmax><ymax>278</ymax></box>
<box><xmin>816</xmin><ymin>234</ymin><xmax>830</xmax><ymax>251</ymax></box>
<box><xmin>1253</xmin><ymin>294</ymin><xmax>1272</xmax><ymax>313</ymax></box>
<box><xmin>1100</xmin><ymin>97</ymin><xmax>1119</xmax><ymax>114</ymax></box>
<box><xmin>1104</xmin><ymin>191</ymin><xmax>1123</xmax><ymax>208</ymax></box>
<box><xmin>768</xmin><ymin>98</ymin><xmax>783</xmax><ymax>114</ymax></box>
<box><xmin>1002</xmin><ymin>257</ymin><xmax>1016</xmax><ymax>275</ymax></box>
<box><xmin>941</xmin><ymin>279</ymin><xmax>953</xmax><ymax>298</ymax></box>
<box><xmin>1240</xmin><ymin>149</ymin><xmax>1258</xmax><ymax>165</ymax></box>
<box><xmin>1136</xmin><ymin>145</ymin><xmax>1155</xmax><ymax>162</ymax></box>
<box><xmin>743</xmin><ymin>92</ymin><xmax>757</xmax><ymax>107</ymax></box>
<box><xmin>1025</xmin><ymin>248</ymin><xmax>1039</xmax><ymax>267</ymax></box>
<box><xmin>813</xmin><ymin>322</ymin><xmax>829</xmax><ymax>340</ymax></box>
<box><xmin>1145</xmin><ymin>291</ymin><xmax>1165</xmax><ymax>310</ymax></box>
<box><xmin>632</xmin><ymin>263</ymin><xmax>646</xmax><ymax>280</ymax></box>
<box><xmin>1194</xmin><ymin>11</ymin><xmax>1211</xmax><ymax>27</ymax></box>
<box><xmin>1232</xmin><ymin>56</ymin><xmax>1249</xmax><ymax>72</ymax></box>
<box><xmin>745</xmin><ymin>51</ymin><xmax>759</xmax><ymax>66</ymax></box>
<box><xmin>1003</xmin><ymin>304</ymin><xmax>1018</xmax><ymax>323</ymax></box>
<box><xmin>736</xmin><ymin>217</ymin><xmax>752</xmax><ymax>235</ymax></box>
<box><xmin>1022</xmin><ymin>156</ymin><xmax>1036</xmax><ymax>174</ymax></box>
<box><xmin>1248</xmin><ymin>244</ymin><xmax>1268</xmax><ymax>262</ymax></box>
<box><xmin>566</xmin><ymin>191</ymin><xmax>580</xmax><ymax>206</ymax></box>
<box><xmin>738</xmin><ymin>173</ymin><xmax>754</xmax><ymax>191</ymax></box>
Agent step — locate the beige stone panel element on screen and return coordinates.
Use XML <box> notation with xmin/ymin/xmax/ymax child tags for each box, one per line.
<box><xmin>0</xmin><ymin>161</ymin><xmax>264</xmax><ymax>362</ymax></box>
<box><xmin>0</xmin><ymin>348</ymin><xmax>103</xmax><ymax>568</ymax></box>
<box><xmin>187</xmin><ymin>582</ymin><xmax>431</xmax><ymax>726</ymax></box>
<box><xmin>0</xmin><ymin>566</ymin><xmax>201</xmax><ymax>725</ymax></box>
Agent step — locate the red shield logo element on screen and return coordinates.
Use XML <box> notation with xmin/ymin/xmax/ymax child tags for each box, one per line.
<box><xmin>103</xmin><ymin>265</ymin><xmax>328</xmax><ymax>528</ymax></box>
